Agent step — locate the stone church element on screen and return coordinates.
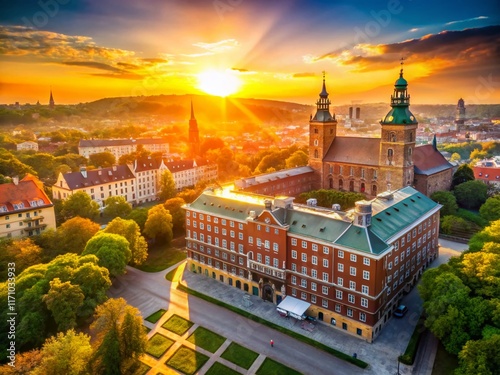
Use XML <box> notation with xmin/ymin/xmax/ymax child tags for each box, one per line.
<box><xmin>308</xmin><ymin>68</ymin><xmax>453</xmax><ymax>197</ymax></box>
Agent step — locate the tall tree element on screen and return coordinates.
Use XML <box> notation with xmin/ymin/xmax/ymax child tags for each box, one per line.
<box><xmin>430</xmin><ymin>191</ymin><xmax>458</xmax><ymax>216</ymax></box>
<box><xmin>164</xmin><ymin>197</ymin><xmax>186</xmax><ymax>234</ymax></box>
<box><xmin>104</xmin><ymin>218</ymin><xmax>148</xmax><ymax>265</ymax></box>
<box><xmin>89</xmin><ymin>152</ymin><xmax>116</xmax><ymax>168</ymax></box>
<box><xmin>452</xmin><ymin>164</ymin><xmax>475</xmax><ymax>188</ymax></box>
<box><xmin>56</xmin><ymin>216</ymin><xmax>100</xmax><ymax>255</ymax></box>
<box><xmin>479</xmin><ymin>195</ymin><xmax>500</xmax><ymax>222</ymax></box>
<box><xmin>34</xmin><ymin>329</ymin><xmax>92</xmax><ymax>375</ymax></box>
<box><xmin>82</xmin><ymin>234</ymin><xmax>131</xmax><ymax>277</ymax></box>
<box><xmin>43</xmin><ymin>278</ymin><xmax>85</xmax><ymax>331</ymax></box>
<box><xmin>285</xmin><ymin>150</ymin><xmax>309</xmax><ymax>169</ymax></box>
<box><xmin>60</xmin><ymin>191</ymin><xmax>100</xmax><ymax>222</ymax></box>
<box><xmin>103</xmin><ymin>196</ymin><xmax>132</xmax><ymax>220</ymax></box>
<box><xmin>126</xmin><ymin>208</ymin><xmax>149</xmax><ymax>233</ymax></box>
<box><xmin>159</xmin><ymin>169</ymin><xmax>177</xmax><ymax>201</ymax></box>
<box><xmin>454</xmin><ymin>180</ymin><xmax>488</xmax><ymax>210</ymax></box>
<box><xmin>0</xmin><ymin>238</ymin><xmax>42</xmax><ymax>279</ymax></box>
<box><xmin>143</xmin><ymin>205</ymin><xmax>173</xmax><ymax>244</ymax></box>
<box><xmin>90</xmin><ymin>298</ymin><xmax>147</xmax><ymax>375</ymax></box>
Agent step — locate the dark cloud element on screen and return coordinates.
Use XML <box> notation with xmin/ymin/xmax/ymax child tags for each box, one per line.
<box><xmin>61</xmin><ymin>61</ymin><xmax>124</xmax><ymax>72</ymax></box>
<box><xmin>231</xmin><ymin>68</ymin><xmax>248</xmax><ymax>72</ymax></box>
<box><xmin>293</xmin><ymin>72</ymin><xmax>316</xmax><ymax>78</ymax></box>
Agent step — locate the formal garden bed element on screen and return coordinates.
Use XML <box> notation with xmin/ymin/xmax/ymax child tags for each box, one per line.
<box><xmin>161</xmin><ymin>314</ymin><xmax>194</xmax><ymax>336</ymax></box>
<box><xmin>186</xmin><ymin>326</ymin><xmax>226</xmax><ymax>353</ymax></box>
<box><xmin>165</xmin><ymin>345</ymin><xmax>209</xmax><ymax>375</ymax></box>
<box><xmin>145</xmin><ymin>333</ymin><xmax>175</xmax><ymax>359</ymax></box>
<box><xmin>220</xmin><ymin>342</ymin><xmax>259</xmax><ymax>370</ymax></box>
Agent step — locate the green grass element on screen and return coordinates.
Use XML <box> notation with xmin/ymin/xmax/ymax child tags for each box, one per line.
<box><xmin>176</xmin><ymin>284</ymin><xmax>369</xmax><ymax>369</ymax></box>
<box><xmin>166</xmin><ymin>267</ymin><xmax>177</xmax><ymax>281</ymax></box>
<box><xmin>144</xmin><ymin>325</ymin><xmax>151</xmax><ymax>333</ymax></box>
<box><xmin>256</xmin><ymin>358</ymin><xmax>302</xmax><ymax>375</ymax></box>
<box><xmin>145</xmin><ymin>308</ymin><xmax>167</xmax><ymax>323</ymax></box>
<box><xmin>161</xmin><ymin>314</ymin><xmax>194</xmax><ymax>336</ymax></box>
<box><xmin>205</xmin><ymin>362</ymin><xmax>242</xmax><ymax>375</ymax></box>
<box><xmin>145</xmin><ymin>333</ymin><xmax>175</xmax><ymax>359</ymax></box>
<box><xmin>399</xmin><ymin>314</ymin><xmax>426</xmax><ymax>365</ymax></box>
<box><xmin>432</xmin><ymin>341</ymin><xmax>459</xmax><ymax>375</ymax></box>
<box><xmin>135</xmin><ymin>244</ymin><xmax>186</xmax><ymax>272</ymax></box>
<box><xmin>221</xmin><ymin>342</ymin><xmax>259</xmax><ymax>370</ymax></box>
<box><xmin>132</xmin><ymin>362</ymin><xmax>151</xmax><ymax>375</ymax></box>
<box><xmin>165</xmin><ymin>345</ymin><xmax>209</xmax><ymax>375</ymax></box>
<box><xmin>186</xmin><ymin>326</ymin><xmax>226</xmax><ymax>353</ymax></box>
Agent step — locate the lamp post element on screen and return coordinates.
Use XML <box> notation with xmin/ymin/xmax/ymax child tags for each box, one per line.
<box><xmin>397</xmin><ymin>353</ymin><xmax>402</xmax><ymax>375</ymax></box>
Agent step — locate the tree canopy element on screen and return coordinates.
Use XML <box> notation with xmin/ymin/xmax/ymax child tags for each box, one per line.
<box><xmin>296</xmin><ymin>189</ymin><xmax>366</xmax><ymax>210</ymax></box>
<box><xmin>54</xmin><ymin>216</ymin><xmax>100</xmax><ymax>256</ymax></box>
<box><xmin>89</xmin><ymin>152</ymin><xmax>116</xmax><ymax>168</ymax></box>
<box><xmin>158</xmin><ymin>169</ymin><xmax>177</xmax><ymax>201</ymax></box>
<box><xmin>430</xmin><ymin>191</ymin><xmax>458</xmax><ymax>217</ymax></box>
<box><xmin>454</xmin><ymin>180</ymin><xmax>488</xmax><ymax>210</ymax></box>
<box><xmin>479</xmin><ymin>195</ymin><xmax>500</xmax><ymax>222</ymax></box>
<box><xmin>103</xmin><ymin>196</ymin><xmax>132</xmax><ymax>220</ymax></box>
<box><xmin>164</xmin><ymin>197</ymin><xmax>186</xmax><ymax>234</ymax></box>
<box><xmin>104</xmin><ymin>218</ymin><xmax>148</xmax><ymax>265</ymax></box>
<box><xmin>452</xmin><ymin>164</ymin><xmax>475</xmax><ymax>188</ymax></box>
<box><xmin>83</xmin><ymin>233</ymin><xmax>131</xmax><ymax>276</ymax></box>
<box><xmin>143</xmin><ymin>205</ymin><xmax>173</xmax><ymax>244</ymax></box>
<box><xmin>60</xmin><ymin>191</ymin><xmax>100</xmax><ymax>222</ymax></box>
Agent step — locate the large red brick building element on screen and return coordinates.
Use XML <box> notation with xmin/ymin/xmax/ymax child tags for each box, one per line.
<box><xmin>185</xmin><ymin>185</ymin><xmax>441</xmax><ymax>342</ymax></box>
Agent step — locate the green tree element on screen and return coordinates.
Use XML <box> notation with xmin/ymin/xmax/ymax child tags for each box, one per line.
<box><xmin>125</xmin><ymin>208</ymin><xmax>149</xmax><ymax>233</ymax></box>
<box><xmin>0</xmin><ymin>149</ymin><xmax>37</xmax><ymax>178</ymax></box>
<box><xmin>454</xmin><ymin>180</ymin><xmax>488</xmax><ymax>210</ymax></box>
<box><xmin>0</xmin><ymin>238</ymin><xmax>42</xmax><ymax>279</ymax></box>
<box><xmin>440</xmin><ymin>215</ymin><xmax>472</xmax><ymax>235</ymax></box>
<box><xmin>479</xmin><ymin>195</ymin><xmax>500</xmax><ymax>222</ymax></box>
<box><xmin>55</xmin><ymin>216</ymin><xmax>101</xmax><ymax>255</ymax></box>
<box><xmin>470</xmin><ymin>149</ymin><xmax>488</xmax><ymax>161</ymax></box>
<box><xmin>90</xmin><ymin>298</ymin><xmax>147</xmax><ymax>375</ymax></box>
<box><xmin>82</xmin><ymin>234</ymin><xmax>131</xmax><ymax>276</ymax></box>
<box><xmin>18</xmin><ymin>153</ymin><xmax>56</xmax><ymax>181</ymax></box>
<box><xmin>159</xmin><ymin>169</ymin><xmax>177</xmax><ymax>201</ymax></box>
<box><xmin>104</xmin><ymin>218</ymin><xmax>148</xmax><ymax>266</ymax></box>
<box><xmin>450</xmin><ymin>152</ymin><xmax>461</xmax><ymax>162</ymax></box>
<box><xmin>71</xmin><ymin>261</ymin><xmax>111</xmax><ymax>318</ymax></box>
<box><xmin>164</xmin><ymin>197</ymin><xmax>186</xmax><ymax>234</ymax></box>
<box><xmin>103</xmin><ymin>196</ymin><xmax>132</xmax><ymax>220</ymax></box>
<box><xmin>456</xmin><ymin>334</ymin><xmax>500</xmax><ymax>375</ymax></box>
<box><xmin>43</xmin><ymin>278</ymin><xmax>85</xmax><ymax>331</ymax></box>
<box><xmin>143</xmin><ymin>205</ymin><xmax>173</xmax><ymax>244</ymax></box>
<box><xmin>468</xmin><ymin>220</ymin><xmax>500</xmax><ymax>252</ymax></box>
<box><xmin>89</xmin><ymin>152</ymin><xmax>116</xmax><ymax>168</ymax></box>
<box><xmin>61</xmin><ymin>191</ymin><xmax>100</xmax><ymax>222</ymax></box>
<box><xmin>431</xmin><ymin>191</ymin><xmax>458</xmax><ymax>216</ymax></box>
<box><xmin>452</xmin><ymin>164</ymin><xmax>475</xmax><ymax>188</ymax></box>
<box><xmin>34</xmin><ymin>329</ymin><xmax>92</xmax><ymax>375</ymax></box>
<box><xmin>285</xmin><ymin>150</ymin><xmax>309</xmax><ymax>169</ymax></box>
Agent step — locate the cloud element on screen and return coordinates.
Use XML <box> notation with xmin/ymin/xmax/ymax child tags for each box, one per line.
<box><xmin>61</xmin><ymin>61</ymin><xmax>124</xmax><ymax>73</ymax></box>
<box><xmin>445</xmin><ymin>16</ymin><xmax>488</xmax><ymax>26</ymax></box>
<box><xmin>304</xmin><ymin>25</ymin><xmax>500</xmax><ymax>74</ymax></box>
<box><xmin>192</xmin><ymin>38</ymin><xmax>239</xmax><ymax>53</ymax></box>
<box><xmin>231</xmin><ymin>68</ymin><xmax>248</xmax><ymax>72</ymax></box>
<box><xmin>409</xmin><ymin>28</ymin><xmax>420</xmax><ymax>33</ymax></box>
<box><xmin>293</xmin><ymin>72</ymin><xmax>316</xmax><ymax>78</ymax></box>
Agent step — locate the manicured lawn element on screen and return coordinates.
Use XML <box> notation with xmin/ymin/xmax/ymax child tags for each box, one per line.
<box><xmin>205</xmin><ymin>362</ymin><xmax>242</xmax><ymax>375</ymax></box>
<box><xmin>145</xmin><ymin>308</ymin><xmax>167</xmax><ymax>323</ymax></box>
<box><xmin>165</xmin><ymin>345</ymin><xmax>209</xmax><ymax>375</ymax></box>
<box><xmin>161</xmin><ymin>314</ymin><xmax>194</xmax><ymax>336</ymax></box>
<box><xmin>432</xmin><ymin>341</ymin><xmax>458</xmax><ymax>375</ymax></box>
<box><xmin>256</xmin><ymin>358</ymin><xmax>302</xmax><ymax>375</ymax></box>
<box><xmin>145</xmin><ymin>333</ymin><xmax>175</xmax><ymax>359</ymax></box>
<box><xmin>187</xmin><ymin>326</ymin><xmax>226</xmax><ymax>353</ymax></box>
<box><xmin>132</xmin><ymin>361</ymin><xmax>151</xmax><ymax>375</ymax></box>
<box><xmin>136</xmin><ymin>244</ymin><xmax>186</xmax><ymax>272</ymax></box>
<box><xmin>221</xmin><ymin>342</ymin><xmax>259</xmax><ymax>370</ymax></box>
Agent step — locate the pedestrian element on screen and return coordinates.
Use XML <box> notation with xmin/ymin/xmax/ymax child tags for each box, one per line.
<box><xmin>270</xmin><ymin>339</ymin><xmax>274</xmax><ymax>347</ymax></box>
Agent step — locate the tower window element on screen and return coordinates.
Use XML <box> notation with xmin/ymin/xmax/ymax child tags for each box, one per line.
<box><xmin>387</xmin><ymin>149</ymin><xmax>394</xmax><ymax>165</ymax></box>
<box><xmin>314</xmin><ymin>139</ymin><xmax>319</xmax><ymax>146</ymax></box>
<box><xmin>389</xmin><ymin>132</ymin><xmax>396</xmax><ymax>142</ymax></box>
<box><xmin>314</xmin><ymin>128</ymin><xmax>318</xmax><ymax>134</ymax></box>
<box><xmin>349</xmin><ymin>180</ymin><xmax>354</xmax><ymax>192</ymax></box>
<box><xmin>329</xmin><ymin>178</ymin><xmax>333</xmax><ymax>189</ymax></box>
<box><xmin>314</xmin><ymin>149</ymin><xmax>319</xmax><ymax>158</ymax></box>
<box><xmin>339</xmin><ymin>179</ymin><xmax>343</xmax><ymax>190</ymax></box>
<box><xmin>409</xmin><ymin>132</ymin><xmax>414</xmax><ymax>142</ymax></box>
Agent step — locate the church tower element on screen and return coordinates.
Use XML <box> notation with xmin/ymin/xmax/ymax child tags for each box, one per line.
<box><xmin>379</xmin><ymin>62</ymin><xmax>417</xmax><ymax>190</ymax></box>
<box><xmin>455</xmin><ymin>98</ymin><xmax>466</xmax><ymax>131</ymax></box>
<box><xmin>49</xmin><ymin>89</ymin><xmax>55</xmax><ymax>109</ymax></box>
<box><xmin>188</xmin><ymin>100</ymin><xmax>200</xmax><ymax>158</ymax></box>
<box><xmin>309</xmin><ymin>73</ymin><xmax>337</xmax><ymax>188</ymax></box>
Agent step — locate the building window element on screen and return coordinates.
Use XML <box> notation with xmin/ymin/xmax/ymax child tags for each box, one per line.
<box><xmin>349</xmin><ymin>281</ymin><xmax>356</xmax><ymax>290</ymax></box>
<box><xmin>338</xmin><ymin>263</ymin><xmax>344</xmax><ymax>272</ymax></box>
<box><xmin>350</xmin><ymin>266</ymin><xmax>356</xmax><ymax>276</ymax></box>
<box><xmin>363</xmin><ymin>270</ymin><xmax>370</xmax><ymax>280</ymax></box>
<box><xmin>347</xmin><ymin>308</ymin><xmax>353</xmax><ymax>317</ymax></box>
<box><xmin>301</xmin><ymin>266</ymin><xmax>307</xmax><ymax>275</ymax></box>
<box><xmin>323</xmin><ymin>259</ymin><xmax>329</xmax><ymax>268</ymax></box>
<box><xmin>312</xmin><ymin>256</ymin><xmax>318</xmax><ymax>265</ymax></box>
<box><xmin>311</xmin><ymin>269</ymin><xmax>317</xmax><ymax>278</ymax></box>
<box><xmin>336</xmin><ymin>290</ymin><xmax>343</xmax><ymax>299</ymax></box>
<box><xmin>322</xmin><ymin>273</ymin><xmax>329</xmax><ymax>282</ymax></box>
<box><xmin>302</xmin><ymin>253</ymin><xmax>307</xmax><ymax>262</ymax></box>
<box><xmin>311</xmin><ymin>295</ymin><xmax>317</xmax><ymax>303</ymax></box>
<box><xmin>292</xmin><ymin>250</ymin><xmax>297</xmax><ymax>259</ymax></box>
<box><xmin>291</xmin><ymin>238</ymin><xmax>297</xmax><ymax>246</ymax></box>
<box><xmin>361</xmin><ymin>298</ymin><xmax>368</xmax><ymax>308</ymax></box>
<box><xmin>291</xmin><ymin>276</ymin><xmax>296</xmax><ymax>285</ymax></box>
<box><xmin>359</xmin><ymin>313</ymin><xmax>366</xmax><ymax>322</ymax></box>
<box><xmin>362</xmin><ymin>285</ymin><xmax>369</xmax><ymax>294</ymax></box>
<box><xmin>302</xmin><ymin>241</ymin><xmax>307</xmax><ymax>249</ymax></box>
<box><xmin>301</xmin><ymin>279</ymin><xmax>307</xmax><ymax>288</ymax></box>
<box><xmin>322</xmin><ymin>299</ymin><xmax>328</xmax><ymax>308</ymax></box>
<box><xmin>323</xmin><ymin>246</ymin><xmax>329</xmax><ymax>254</ymax></box>
<box><xmin>312</xmin><ymin>244</ymin><xmax>318</xmax><ymax>251</ymax></box>
<box><xmin>337</xmin><ymin>277</ymin><xmax>343</xmax><ymax>286</ymax></box>
<box><xmin>350</xmin><ymin>254</ymin><xmax>357</xmax><ymax>262</ymax></box>
<box><xmin>363</xmin><ymin>257</ymin><xmax>370</xmax><ymax>265</ymax></box>
<box><xmin>338</xmin><ymin>250</ymin><xmax>344</xmax><ymax>258</ymax></box>
<box><xmin>335</xmin><ymin>304</ymin><xmax>341</xmax><ymax>313</ymax></box>
<box><xmin>291</xmin><ymin>263</ymin><xmax>297</xmax><ymax>271</ymax></box>
<box><xmin>273</xmin><ymin>258</ymin><xmax>279</xmax><ymax>268</ymax></box>
<box><xmin>348</xmin><ymin>294</ymin><xmax>355</xmax><ymax>303</ymax></box>
<box><xmin>301</xmin><ymin>292</ymin><xmax>307</xmax><ymax>300</ymax></box>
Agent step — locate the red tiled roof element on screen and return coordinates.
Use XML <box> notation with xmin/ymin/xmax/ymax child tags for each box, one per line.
<box><xmin>474</xmin><ymin>166</ymin><xmax>500</xmax><ymax>182</ymax></box>
<box><xmin>0</xmin><ymin>176</ymin><xmax>52</xmax><ymax>215</ymax></box>
<box><xmin>324</xmin><ymin>137</ymin><xmax>381</xmax><ymax>166</ymax></box>
<box><xmin>414</xmin><ymin>145</ymin><xmax>453</xmax><ymax>175</ymax></box>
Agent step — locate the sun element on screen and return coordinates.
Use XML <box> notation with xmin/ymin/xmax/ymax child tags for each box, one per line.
<box><xmin>197</xmin><ymin>69</ymin><xmax>241</xmax><ymax>97</ymax></box>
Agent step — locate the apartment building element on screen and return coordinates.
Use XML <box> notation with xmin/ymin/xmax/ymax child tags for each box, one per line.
<box><xmin>0</xmin><ymin>174</ymin><xmax>56</xmax><ymax>238</ymax></box>
<box><xmin>184</xmin><ymin>185</ymin><xmax>441</xmax><ymax>342</ymax></box>
<box><xmin>78</xmin><ymin>138</ymin><xmax>170</xmax><ymax>160</ymax></box>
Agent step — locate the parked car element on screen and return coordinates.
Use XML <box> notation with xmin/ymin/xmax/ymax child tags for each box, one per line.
<box><xmin>394</xmin><ymin>305</ymin><xmax>408</xmax><ymax>318</ymax></box>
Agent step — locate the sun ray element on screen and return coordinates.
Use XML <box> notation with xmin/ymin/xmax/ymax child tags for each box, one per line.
<box><xmin>197</xmin><ymin>69</ymin><xmax>241</xmax><ymax>97</ymax></box>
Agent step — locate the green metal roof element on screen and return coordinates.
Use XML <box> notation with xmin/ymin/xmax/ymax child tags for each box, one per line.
<box><xmin>381</xmin><ymin>106</ymin><xmax>417</xmax><ymax>125</ymax></box>
<box><xmin>335</xmin><ymin>226</ymin><xmax>390</xmax><ymax>255</ymax></box>
<box><xmin>287</xmin><ymin>210</ymin><xmax>351</xmax><ymax>243</ymax></box>
<box><xmin>188</xmin><ymin>193</ymin><xmax>263</xmax><ymax>221</ymax></box>
<box><xmin>370</xmin><ymin>187</ymin><xmax>440</xmax><ymax>242</ymax></box>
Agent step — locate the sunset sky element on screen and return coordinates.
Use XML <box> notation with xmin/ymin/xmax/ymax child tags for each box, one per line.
<box><xmin>1</xmin><ymin>0</ymin><xmax>499</xmax><ymax>105</ymax></box>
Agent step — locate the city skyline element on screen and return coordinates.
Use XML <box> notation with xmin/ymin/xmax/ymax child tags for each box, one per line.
<box><xmin>1</xmin><ymin>0</ymin><xmax>499</xmax><ymax>105</ymax></box>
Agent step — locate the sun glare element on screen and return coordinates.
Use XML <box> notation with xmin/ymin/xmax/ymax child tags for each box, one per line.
<box><xmin>197</xmin><ymin>69</ymin><xmax>241</xmax><ymax>97</ymax></box>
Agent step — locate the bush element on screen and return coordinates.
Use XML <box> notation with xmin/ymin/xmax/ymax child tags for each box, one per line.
<box><xmin>399</xmin><ymin>315</ymin><xmax>426</xmax><ymax>365</ymax></box>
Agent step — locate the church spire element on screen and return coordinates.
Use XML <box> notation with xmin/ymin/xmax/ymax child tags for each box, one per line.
<box><xmin>319</xmin><ymin>71</ymin><xmax>328</xmax><ymax>98</ymax></box>
<box><xmin>49</xmin><ymin>88</ymin><xmax>55</xmax><ymax>109</ymax></box>
<box><xmin>312</xmin><ymin>72</ymin><xmax>334</xmax><ymax>122</ymax></box>
<box><xmin>188</xmin><ymin>99</ymin><xmax>200</xmax><ymax>158</ymax></box>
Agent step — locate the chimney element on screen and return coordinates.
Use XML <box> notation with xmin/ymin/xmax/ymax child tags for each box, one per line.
<box><xmin>80</xmin><ymin>167</ymin><xmax>87</xmax><ymax>178</ymax></box>
<box><xmin>354</xmin><ymin>201</ymin><xmax>372</xmax><ymax>227</ymax></box>
<box><xmin>264</xmin><ymin>200</ymin><xmax>272</xmax><ymax>210</ymax></box>
<box><xmin>356</xmin><ymin>107</ymin><xmax>361</xmax><ymax>119</ymax></box>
